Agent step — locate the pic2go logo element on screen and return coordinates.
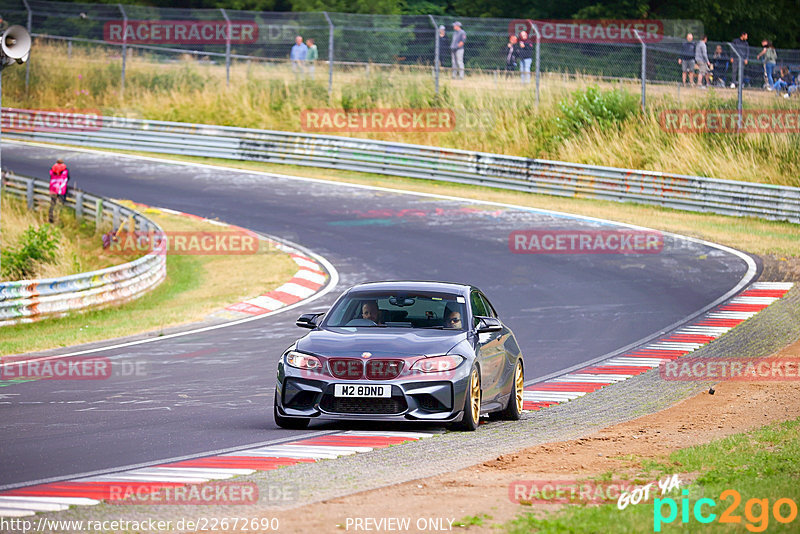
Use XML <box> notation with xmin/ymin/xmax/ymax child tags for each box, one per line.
<box><xmin>654</xmin><ymin>489</ymin><xmax>798</xmax><ymax>532</ymax></box>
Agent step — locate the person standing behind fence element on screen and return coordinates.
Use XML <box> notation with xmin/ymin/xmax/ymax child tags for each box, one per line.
<box><xmin>290</xmin><ymin>35</ymin><xmax>307</xmax><ymax>77</ymax></box>
<box><xmin>505</xmin><ymin>34</ymin><xmax>518</xmax><ymax>74</ymax></box>
<box><xmin>711</xmin><ymin>45</ymin><xmax>729</xmax><ymax>86</ymax></box>
<box><xmin>48</xmin><ymin>159</ymin><xmax>69</xmax><ymax>224</ymax></box>
<box><xmin>517</xmin><ymin>30</ymin><xmax>533</xmax><ymax>83</ymax></box>
<box><xmin>438</xmin><ymin>25</ymin><xmax>449</xmax><ymax>68</ymax></box>
<box><xmin>730</xmin><ymin>31</ymin><xmax>750</xmax><ymax>88</ymax></box>
<box><xmin>695</xmin><ymin>35</ymin><xmax>711</xmax><ymax>88</ymax></box>
<box><xmin>756</xmin><ymin>39</ymin><xmax>777</xmax><ymax>90</ymax></box>
<box><xmin>450</xmin><ymin>21</ymin><xmax>466</xmax><ymax>79</ymax></box>
<box><xmin>306</xmin><ymin>38</ymin><xmax>318</xmax><ymax>77</ymax></box>
<box><xmin>678</xmin><ymin>33</ymin><xmax>696</xmax><ymax>86</ymax></box>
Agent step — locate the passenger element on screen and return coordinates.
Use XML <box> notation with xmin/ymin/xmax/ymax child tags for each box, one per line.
<box><xmin>361</xmin><ymin>300</ymin><xmax>381</xmax><ymax>324</ymax></box>
<box><xmin>444</xmin><ymin>304</ymin><xmax>463</xmax><ymax>329</ymax></box>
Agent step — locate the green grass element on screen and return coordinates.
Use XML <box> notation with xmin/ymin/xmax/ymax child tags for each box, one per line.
<box><xmin>504</xmin><ymin>418</ymin><xmax>800</xmax><ymax>533</ymax></box>
<box><xmin>455</xmin><ymin>513</ymin><xmax>493</xmax><ymax>527</ymax></box>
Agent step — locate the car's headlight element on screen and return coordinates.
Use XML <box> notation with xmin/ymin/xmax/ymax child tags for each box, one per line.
<box><xmin>285</xmin><ymin>351</ymin><xmax>322</xmax><ymax>370</ymax></box>
<box><xmin>410</xmin><ymin>354</ymin><xmax>464</xmax><ymax>373</ymax></box>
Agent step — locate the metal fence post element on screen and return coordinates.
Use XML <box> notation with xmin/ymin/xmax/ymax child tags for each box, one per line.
<box><xmin>528</xmin><ymin>21</ymin><xmax>540</xmax><ymax>107</ymax></box>
<box><xmin>22</xmin><ymin>0</ymin><xmax>32</xmax><ymax>92</ymax></box>
<box><xmin>323</xmin><ymin>12</ymin><xmax>334</xmax><ymax>95</ymax></box>
<box><xmin>220</xmin><ymin>8</ymin><xmax>231</xmax><ymax>86</ymax></box>
<box><xmin>727</xmin><ymin>43</ymin><xmax>743</xmax><ymax>130</ymax></box>
<box><xmin>634</xmin><ymin>30</ymin><xmax>646</xmax><ymax>112</ymax></box>
<box><xmin>429</xmin><ymin>15</ymin><xmax>439</xmax><ymax>94</ymax></box>
<box><xmin>26</xmin><ymin>178</ymin><xmax>34</xmax><ymax>210</ymax></box>
<box><xmin>118</xmin><ymin>4</ymin><xmax>127</xmax><ymax>96</ymax></box>
<box><xmin>95</xmin><ymin>198</ymin><xmax>103</xmax><ymax>230</ymax></box>
<box><xmin>75</xmin><ymin>191</ymin><xmax>84</xmax><ymax>220</ymax></box>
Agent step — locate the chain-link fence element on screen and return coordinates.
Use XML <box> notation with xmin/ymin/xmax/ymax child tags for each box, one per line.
<box><xmin>1</xmin><ymin>0</ymin><xmax>798</xmax><ymax>112</ymax></box>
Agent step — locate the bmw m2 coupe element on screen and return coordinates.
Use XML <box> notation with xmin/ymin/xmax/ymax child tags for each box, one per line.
<box><xmin>274</xmin><ymin>281</ymin><xmax>525</xmax><ymax>431</ymax></box>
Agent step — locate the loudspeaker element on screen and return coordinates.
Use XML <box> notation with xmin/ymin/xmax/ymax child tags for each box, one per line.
<box><xmin>1</xmin><ymin>25</ymin><xmax>31</xmax><ymax>64</ymax></box>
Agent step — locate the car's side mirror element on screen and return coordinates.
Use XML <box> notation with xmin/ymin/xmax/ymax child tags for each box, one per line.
<box><xmin>475</xmin><ymin>316</ymin><xmax>502</xmax><ymax>333</ymax></box>
<box><xmin>297</xmin><ymin>313</ymin><xmax>323</xmax><ymax>329</ymax></box>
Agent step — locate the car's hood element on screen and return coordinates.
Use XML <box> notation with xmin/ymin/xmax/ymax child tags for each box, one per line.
<box><xmin>296</xmin><ymin>327</ymin><xmax>467</xmax><ymax>358</ymax></box>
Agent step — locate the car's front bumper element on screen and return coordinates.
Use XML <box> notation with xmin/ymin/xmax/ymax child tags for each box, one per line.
<box><xmin>276</xmin><ymin>361</ymin><xmax>471</xmax><ymax>423</ymax></box>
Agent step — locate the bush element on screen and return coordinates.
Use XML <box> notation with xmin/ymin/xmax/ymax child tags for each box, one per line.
<box><xmin>1</xmin><ymin>224</ymin><xmax>61</xmax><ymax>280</ymax></box>
<box><xmin>555</xmin><ymin>86</ymin><xmax>639</xmax><ymax>137</ymax></box>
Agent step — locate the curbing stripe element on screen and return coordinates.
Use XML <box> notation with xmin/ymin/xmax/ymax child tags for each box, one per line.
<box><xmin>523</xmin><ymin>283</ymin><xmax>794</xmax><ymax>411</ymax></box>
<box><xmin>0</xmin><ymin>432</ymin><xmax>433</xmax><ymax>517</ymax></box>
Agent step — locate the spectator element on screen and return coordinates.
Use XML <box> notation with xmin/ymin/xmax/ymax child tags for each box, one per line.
<box><xmin>306</xmin><ymin>38</ymin><xmax>318</xmax><ymax>76</ymax></box>
<box><xmin>290</xmin><ymin>35</ymin><xmax>307</xmax><ymax>76</ymax></box>
<box><xmin>678</xmin><ymin>33</ymin><xmax>696</xmax><ymax>86</ymax></box>
<box><xmin>450</xmin><ymin>21</ymin><xmax>466</xmax><ymax>79</ymax></box>
<box><xmin>48</xmin><ymin>159</ymin><xmax>69</xmax><ymax>224</ymax></box>
<box><xmin>711</xmin><ymin>45</ymin><xmax>729</xmax><ymax>86</ymax></box>
<box><xmin>695</xmin><ymin>35</ymin><xmax>711</xmax><ymax>88</ymax></box>
<box><xmin>756</xmin><ymin>39</ymin><xmax>777</xmax><ymax>89</ymax></box>
<box><xmin>437</xmin><ymin>25</ymin><xmax>449</xmax><ymax>68</ymax></box>
<box><xmin>773</xmin><ymin>65</ymin><xmax>792</xmax><ymax>94</ymax></box>
<box><xmin>504</xmin><ymin>34</ymin><xmax>518</xmax><ymax>73</ymax></box>
<box><xmin>730</xmin><ymin>31</ymin><xmax>750</xmax><ymax>88</ymax></box>
<box><xmin>517</xmin><ymin>30</ymin><xmax>533</xmax><ymax>83</ymax></box>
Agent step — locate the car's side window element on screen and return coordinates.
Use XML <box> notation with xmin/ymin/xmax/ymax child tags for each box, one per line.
<box><xmin>470</xmin><ymin>290</ymin><xmax>488</xmax><ymax>327</ymax></box>
<box><xmin>479</xmin><ymin>293</ymin><xmax>497</xmax><ymax>318</ymax></box>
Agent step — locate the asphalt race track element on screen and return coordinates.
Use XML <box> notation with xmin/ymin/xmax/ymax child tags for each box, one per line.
<box><xmin>0</xmin><ymin>143</ymin><xmax>754</xmax><ymax>489</ymax></box>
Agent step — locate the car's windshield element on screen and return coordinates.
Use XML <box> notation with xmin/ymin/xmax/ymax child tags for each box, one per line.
<box><xmin>324</xmin><ymin>290</ymin><xmax>467</xmax><ymax>330</ymax></box>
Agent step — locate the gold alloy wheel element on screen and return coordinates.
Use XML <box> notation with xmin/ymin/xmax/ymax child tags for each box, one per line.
<box><xmin>514</xmin><ymin>362</ymin><xmax>524</xmax><ymax>413</ymax></box>
<box><xmin>469</xmin><ymin>368</ymin><xmax>481</xmax><ymax>425</ymax></box>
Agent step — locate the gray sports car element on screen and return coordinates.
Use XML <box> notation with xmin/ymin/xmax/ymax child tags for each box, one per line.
<box><xmin>274</xmin><ymin>281</ymin><xmax>525</xmax><ymax>431</ymax></box>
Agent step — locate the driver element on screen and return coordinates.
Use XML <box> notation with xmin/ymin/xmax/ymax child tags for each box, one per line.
<box><xmin>361</xmin><ymin>300</ymin><xmax>381</xmax><ymax>324</ymax></box>
<box><xmin>444</xmin><ymin>304</ymin><xmax>462</xmax><ymax>329</ymax></box>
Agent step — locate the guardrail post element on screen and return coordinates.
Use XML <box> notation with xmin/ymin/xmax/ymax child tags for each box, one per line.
<box><xmin>634</xmin><ymin>30</ymin><xmax>646</xmax><ymax>112</ymax></box>
<box><xmin>118</xmin><ymin>3</ymin><xmax>128</xmax><ymax>97</ymax></box>
<box><xmin>22</xmin><ymin>0</ymin><xmax>32</xmax><ymax>92</ymax></box>
<box><xmin>95</xmin><ymin>198</ymin><xmax>103</xmax><ymax>230</ymax></box>
<box><xmin>727</xmin><ymin>43</ymin><xmax>743</xmax><ymax>130</ymax></box>
<box><xmin>112</xmin><ymin>204</ymin><xmax>120</xmax><ymax>230</ymax></box>
<box><xmin>220</xmin><ymin>8</ymin><xmax>232</xmax><ymax>86</ymax></box>
<box><xmin>323</xmin><ymin>12</ymin><xmax>334</xmax><ymax>96</ymax></box>
<box><xmin>429</xmin><ymin>15</ymin><xmax>439</xmax><ymax>94</ymax></box>
<box><xmin>25</xmin><ymin>178</ymin><xmax>34</xmax><ymax>210</ymax></box>
<box><xmin>75</xmin><ymin>191</ymin><xmax>84</xmax><ymax>220</ymax></box>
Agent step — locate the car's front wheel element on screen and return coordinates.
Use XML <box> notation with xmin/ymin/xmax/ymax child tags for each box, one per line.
<box><xmin>273</xmin><ymin>391</ymin><xmax>310</xmax><ymax>429</ymax></box>
<box><xmin>496</xmin><ymin>360</ymin><xmax>524</xmax><ymax>421</ymax></box>
<box><xmin>452</xmin><ymin>365</ymin><xmax>481</xmax><ymax>431</ymax></box>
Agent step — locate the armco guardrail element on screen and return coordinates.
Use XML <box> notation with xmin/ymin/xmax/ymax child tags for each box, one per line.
<box><xmin>0</xmin><ymin>173</ymin><xmax>167</xmax><ymax>327</ymax></box>
<box><xmin>3</xmin><ymin>109</ymin><xmax>799</xmax><ymax>223</ymax></box>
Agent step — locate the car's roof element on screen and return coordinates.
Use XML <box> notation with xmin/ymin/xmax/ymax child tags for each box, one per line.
<box><xmin>347</xmin><ymin>281</ymin><xmax>472</xmax><ymax>295</ymax></box>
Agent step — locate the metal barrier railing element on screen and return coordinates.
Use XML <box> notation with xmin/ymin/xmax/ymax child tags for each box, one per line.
<box><xmin>3</xmin><ymin>110</ymin><xmax>799</xmax><ymax>224</ymax></box>
<box><xmin>0</xmin><ymin>172</ymin><xmax>167</xmax><ymax>326</ymax></box>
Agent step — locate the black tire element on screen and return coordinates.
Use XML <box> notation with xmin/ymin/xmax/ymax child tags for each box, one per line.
<box><xmin>451</xmin><ymin>365</ymin><xmax>481</xmax><ymax>431</ymax></box>
<box><xmin>496</xmin><ymin>360</ymin><xmax>524</xmax><ymax>421</ymax></box>
<box><xmin>273</xmin><ymin>391</ymin><xmax>310</xmax><ymax>430</ymax></box>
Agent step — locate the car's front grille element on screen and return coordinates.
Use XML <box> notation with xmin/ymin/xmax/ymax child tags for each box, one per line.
<box><xmin>329</xmin><ymin>358</ymin><xmax>364</xmax><ymax>379</ymax></box>
<box><xmin>365</xmin><ymin>359</ymin><xmax>403</xmax><ymax>380</ymax></box>
<box><xmin>320</xmin><ymin>394</ymin><xmax>407</xmax><ymax>414</ymax></box>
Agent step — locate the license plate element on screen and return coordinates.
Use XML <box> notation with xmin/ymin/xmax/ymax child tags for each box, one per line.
<box><xmin>334</xmin><ymin>384</ymin><xmax>391</xmax><ymax>398</ymax></box>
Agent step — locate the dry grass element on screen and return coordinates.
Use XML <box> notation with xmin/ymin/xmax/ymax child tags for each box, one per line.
<box><xmin>3</xmin><ymin>42</ymin><xmax>798</xmax><ymax>188</ymax></box>
<box><xmin>0</xmin><ymin>194</ymin><xmax>133</xmax><ymax>281</ymax></box>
